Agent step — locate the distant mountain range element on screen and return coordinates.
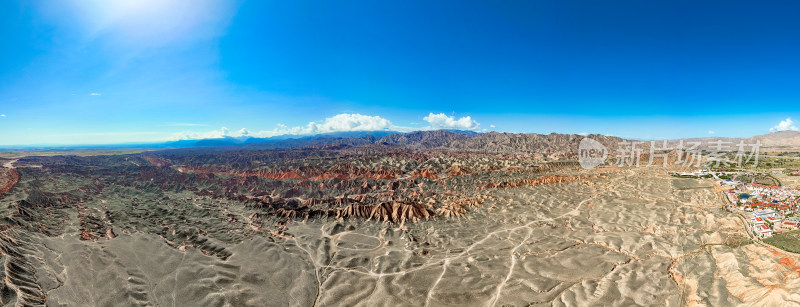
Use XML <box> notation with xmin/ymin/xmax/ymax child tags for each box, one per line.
<box><xmin>164</xmin><ymin>129</ymin><xmax>800</xmax><ymax>152</ymax></box>
<box><xmin>5</xmin><ymin>130</ymin><xmax>800</xmax><ymax>155</ymax></box>
<box><xmin>161</xmin><ymin>130</ymin><xmax>403</xmax><ymax>148</ymax></box>
<box><xmin>667</xmin><ymin>130</ymin><xmax>800</xmax><ymax>151</ymax></box>
<box><xmin>156</xmin><ymin>130</ymin><xmax>483</xmax><ymax>149</ymax></box>
<box><xmin>153</xmin><ymin>130</ymin><xmax>624</xmax><ymax>159</ymax></box>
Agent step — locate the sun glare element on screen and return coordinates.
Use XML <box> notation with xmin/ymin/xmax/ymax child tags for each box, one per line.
<box><xmin>67</xmin><ymin>0</ymin><xmax>231</xmax><ymax>46</ymax></box>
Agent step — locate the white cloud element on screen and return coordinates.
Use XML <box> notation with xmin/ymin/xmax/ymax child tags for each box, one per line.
<box><xmin>170</xmin><ymin>112</ymin><xmax>484</xmax><ymax>141</ymax></box>
<box><xmin>303</xmin><ymin>113</ymin><xmax>394</xmax><ymax>134</ymax></box>
<box><xmin>172</xmin><ymin>126</ymin><xmax>231</xmax><ymax>140</ymax></box>
<box><xmin>489</xmin><ymin>124</ymin><xmax>496</xmax><ymax>128</ymax></box>
<box><xmin>170</xmin><ymin>114</ymin><xmax>401</xmax><ymax>141</ymax></box>
<box><xmin>423</xmin><ymin>113</ymin><xmax>480</xmax><ymax>130</ymax></box>
<box><xmin>708</xmin><ymin>130</ymin><xmax>715</xmax><ymax>134</ymax></box>
<box><xmin>770</xmin><ymin>118</ymin><xmax>799</xmax><ymax>132</ymax></box>
<box><xmin>0</xmin><ymin>114</ymin><xmax>5</xmax><ymax>118</ymax></box>
<box><xmin>89</xmin><ymin>93</ymin><xmax>102</xmax><ymax>96</ymax></box>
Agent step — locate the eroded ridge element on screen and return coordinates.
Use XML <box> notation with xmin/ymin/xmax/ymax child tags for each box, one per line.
<box><xmin>0</xmin><ymin>148</ymin><xmax>793</xmax><ymax>306</ymax></box>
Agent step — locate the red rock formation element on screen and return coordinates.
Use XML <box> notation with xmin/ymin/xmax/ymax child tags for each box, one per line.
<box><xmin>0</xmin><ymin>168</ymin><xmax>19</xmax><ymax>196</ymax></box>
<box><xmin>446</xmin><ymin>165</ymin><xmax>473</xmax><ymax>177</ymax></box>
<box><xmin>312</xmin><ymin>173</ymin><xmax>346</xmax><ymax>181</ymax></box>
<box><xmin>409</xmin><ymin>168</ymin><xmax>439</xmax><ymax>179</ymax></box>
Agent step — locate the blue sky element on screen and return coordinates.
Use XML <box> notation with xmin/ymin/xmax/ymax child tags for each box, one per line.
<box><xmin>1</xmin><ymin>0</ymin><xmax>800</xmax><ymax>145</ymax></box>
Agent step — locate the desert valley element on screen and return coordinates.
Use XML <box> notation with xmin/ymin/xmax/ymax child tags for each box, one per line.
<box><xmin>1</xmin><ymin>131</ymin><xmax>800</xmax><ymax>306</ymax></box>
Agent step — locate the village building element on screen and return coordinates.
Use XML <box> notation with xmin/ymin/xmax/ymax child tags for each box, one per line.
<box><xmin>755</xmin><ymin>224</ymin><xmax>774</xmax><ymax>238</ymax></box>
<box><xmin>718</xmin><ymin>173</ymin><xmax>800</xmax><ymax>238</ymax></box>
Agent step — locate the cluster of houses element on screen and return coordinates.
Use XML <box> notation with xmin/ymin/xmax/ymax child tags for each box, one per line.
<box><xmin>720</xmin><ymin>180</ymin><xmax>800</xmax><ymax>238</ymax></box>
<box><xmin>748</xmin><ymin>209</ymin><xmax>800</xmax><ymax>237</ymax></box>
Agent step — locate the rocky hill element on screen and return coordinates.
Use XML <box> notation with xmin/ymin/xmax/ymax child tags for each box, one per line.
<box><xmin>377</xmin><ymin>130</ymin><xmax>478</xmax><ymax>149</ymax></box>
<box><xmin>670</xmin><ymin>130</ymin><xmax>800</xmax><ymax>151</ymax></box>
<box><xmin>443</xmin><ymin>132</ymin><xmax>623</xmax><ymax>156</ymax></box>
<box><xmin>753</xmin><ymin>130</ymin><xmax>800</xmax><ymax>147</ymax></box>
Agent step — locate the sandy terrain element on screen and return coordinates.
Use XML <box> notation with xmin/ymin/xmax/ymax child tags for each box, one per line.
<box><xmin>1</xmin><ymin>152</ymin><xmax>799</xmax><ymax>306</ymax></box>
<box><xmin>1</xmin><ymin>160</ymin><xmax>15</xmax><ymax>169</ymax></box>
<box><xmin>775</xmin><ymin>173</ymin><xmax>800</xmax><ymax>188</ymax></box>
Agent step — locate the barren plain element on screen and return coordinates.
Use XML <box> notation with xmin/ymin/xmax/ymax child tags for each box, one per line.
<box><xmin>0</xmin><ymin>142</ymin><xmax>798</xmax><ymax>306</ymax></box>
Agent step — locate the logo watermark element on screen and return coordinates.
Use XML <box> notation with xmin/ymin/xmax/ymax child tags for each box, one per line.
<box><xmin>578</xmin><ymin>138</ymin><xmax>608</xmax><ymax>170</ymax></box>
<box><xmin>578</xmin><ymin>137</ymin><xmax>761</xmax><ymax>170</ymax></box>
